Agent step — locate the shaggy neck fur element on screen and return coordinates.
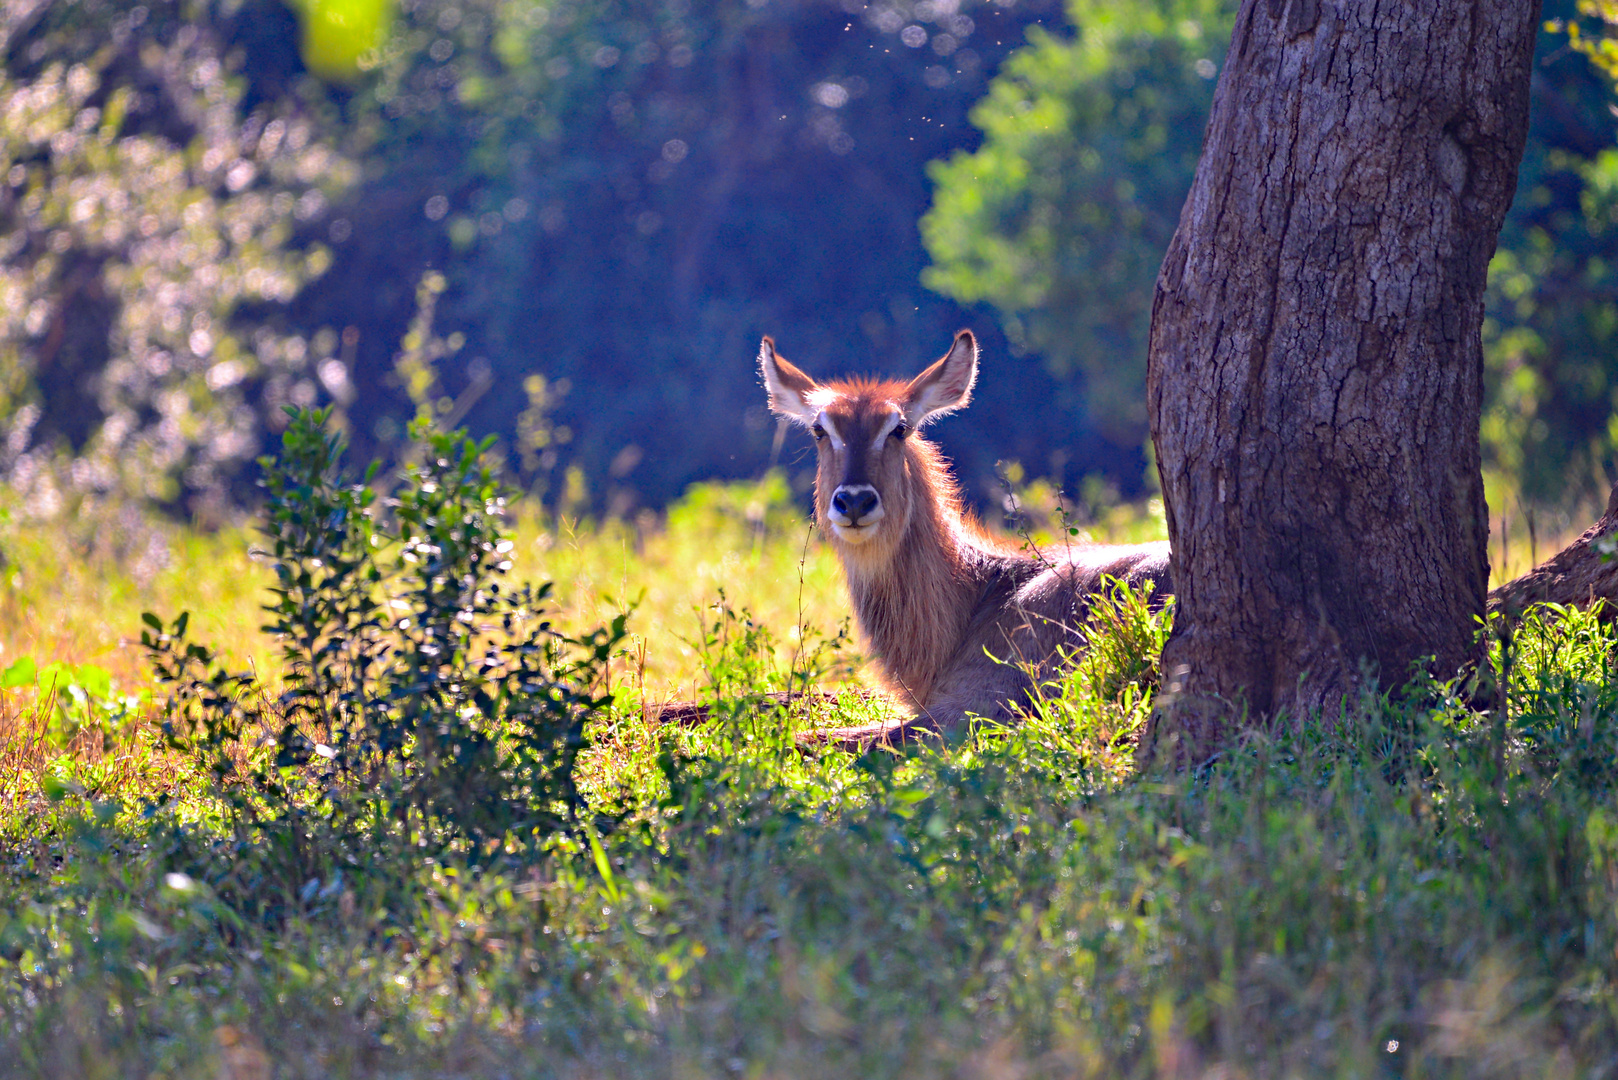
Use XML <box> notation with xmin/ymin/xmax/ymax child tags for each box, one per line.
<box><xmin>826</xmin><ymin>435</ymin><xmax>1019</xmax><ymax>710</ymax></box>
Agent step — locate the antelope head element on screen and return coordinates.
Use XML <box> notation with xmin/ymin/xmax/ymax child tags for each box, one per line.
<box><xmin>759</xmin><ymin>330</ymin><xmax>978</xmax><ymax>558</ymax></box>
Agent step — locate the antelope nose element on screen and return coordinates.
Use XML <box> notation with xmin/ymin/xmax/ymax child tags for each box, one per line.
<box><xmin>832</xmin><ymin>487</ymin><xmax>880</xmax><ymax>525</ymax></box>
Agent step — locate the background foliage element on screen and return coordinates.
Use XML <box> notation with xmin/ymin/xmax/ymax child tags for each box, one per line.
<box><xmin>4</xmin><ymin>0</ymin><xmax>1090</xmax><ymax>527</ymax></box>
<box><xmin>7</xmin><ymin>0</ymin><xmax>1618</xmax><ymax>526</ymax></box>
<box><xmin>0</xmin><ymin>0</ymin><xmax>352</xmax><ymax>527</ymax></box>
<box><xmin>923</xmin><ymin>0</ymin><xmax>1618</xmax><ymax>516</ymax></box>
<box><xmin>923</xmin><ymin>0</ymin><xmax>1227</xmax><ymax>451</ymax></box>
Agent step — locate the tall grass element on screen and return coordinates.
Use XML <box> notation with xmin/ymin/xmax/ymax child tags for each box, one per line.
<box><xmin>0</xmin><ymin>472</ymin><xmax>854</xmax><ymax>704</ymax></box>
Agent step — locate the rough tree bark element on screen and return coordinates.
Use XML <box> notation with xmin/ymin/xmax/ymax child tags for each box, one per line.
<box><xmin>1139</xmin><ymin>0</ymin><xmax>1542</xmax><ymax>765</ymax></box>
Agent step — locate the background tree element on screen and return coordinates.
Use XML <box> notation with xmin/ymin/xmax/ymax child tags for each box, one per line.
<box><xmin>922</xmin><ymin>0</ymin><xmax>1231</xmax><ymax>464</ymax></box>
<box><xmin>5</xmin><ymin>0</ymin><xmax>1094</xmax><ymax>525</ymax></box>
<box><xmin>0</xmin><ymin>0</ymin><xmax>351</xmax><ymax>531</ymax></box>
<box><xmin>925</xmin><ymin>0</ymin><xmax>1618</xmax><ymax>536</ymax></box>
<box><xmin>1139</xmin><ymin>0</ymin><xmax>1540</xmax><ymax>761</ymax></box>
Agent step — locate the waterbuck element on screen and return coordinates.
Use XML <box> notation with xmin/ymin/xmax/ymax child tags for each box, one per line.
<box><xmin>760</xmin><ymin>329</ymin><xmax>1172</xmax><ymax>748</ymax></box>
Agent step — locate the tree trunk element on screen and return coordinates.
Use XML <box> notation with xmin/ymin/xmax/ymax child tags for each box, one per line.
<box><xmin>1140</xmin><ymin>0</ymin><xmax>1541</xmax><ymax>766</ymax></box>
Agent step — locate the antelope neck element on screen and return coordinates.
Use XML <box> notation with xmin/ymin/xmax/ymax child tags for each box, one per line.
<box><xmin>836</xmin><ymin>447</ymin><xmax>989</xmax><ymax>706</ymax></box>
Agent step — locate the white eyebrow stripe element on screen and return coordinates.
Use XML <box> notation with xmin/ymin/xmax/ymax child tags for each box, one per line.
<box><xmin>816</xmin><ymin>410</ymin><xmax>845</xmax><ymax>450</ymax></box>
<box><xmin>871</xmin><ymin>410</ymin><xmax>903</xmax><ymax>450</ymax></box>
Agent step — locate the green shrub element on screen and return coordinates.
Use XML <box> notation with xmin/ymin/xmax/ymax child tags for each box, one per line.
<box><xmin>141</xmin><ymin>407</ymin><xmax>623</xmax><ymax>884</ymax></box>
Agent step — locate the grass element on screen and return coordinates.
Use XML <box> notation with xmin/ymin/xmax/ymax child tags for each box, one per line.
<box><xmin>3</xmin><ymin>463</ymin><xmax>1618</xmax><ymax>1078</ymax></box>
<box><xmin>0</xmin><ymin>471</ymin><xmax>854</xmax><ymax>706</ymax></box>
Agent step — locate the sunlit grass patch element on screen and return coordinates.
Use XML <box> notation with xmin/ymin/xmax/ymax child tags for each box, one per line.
<box><xmin>521</xmin><ymin>474</ymin><xmax>857</xmax><ymax>702</ymax></box>
<box><xmin>0</xmin><ymin>519</ymin><xmax>271</xmax><ymax>693</ymax></box>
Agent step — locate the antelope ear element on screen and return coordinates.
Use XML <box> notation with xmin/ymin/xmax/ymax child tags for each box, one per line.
<box><xmin>759</xmin><ymin>337</ymin><xmax>821</xmax><ymax>425</ymax></box>
<box><xmin>904</xmin><ymin>330</ymin><xmax>977</xmax><ymax>426</ymax></box>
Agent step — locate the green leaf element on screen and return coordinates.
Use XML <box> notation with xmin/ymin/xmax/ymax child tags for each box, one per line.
<box><xmin>1</xmin><ymin>656</ymin><xmax>36</xmax><ymax>689</ymax></box>
<box><xmin>589</xmin><ymin>829</ymin><xmax>621</xmax><ymax>906</ymax></box>
<box><xmin>72</xmin><ymin>664</ymin><xmax>112</xmax><ymax>699</ymax></box>
<box><xmin>35</xmin><ymin>662</ymin><xmax>66</xmax><ymax>693</ymax></box>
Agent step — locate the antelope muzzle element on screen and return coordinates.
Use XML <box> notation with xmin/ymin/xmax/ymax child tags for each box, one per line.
<box><xmin>829</xmin><ymin>483</ymin><xmax>884</xmax><ymax>530</ymax></box>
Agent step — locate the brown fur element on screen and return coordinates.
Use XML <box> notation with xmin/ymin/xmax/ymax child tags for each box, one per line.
<box><xmin>760</xmin><ymin>331</ymin><xmax>1172</xmax><ymax>748</ymax></box>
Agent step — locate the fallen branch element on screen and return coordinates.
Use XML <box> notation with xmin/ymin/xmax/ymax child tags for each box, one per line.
<box><xmin>1489</xmin><ymin>481</ymin><xmax>1618</xmax><ymax>618</ymax></box>
<box><xmin>643</xmin><ymin>689</ymin><xmax>875</xmax><ymax>727</ymax></box>
<box><xmin>793</xmin><ymin>718</ymin><xmax>941</xmax><ymax>754</ymax></box>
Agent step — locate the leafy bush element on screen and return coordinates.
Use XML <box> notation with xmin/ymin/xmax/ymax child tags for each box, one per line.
<box><xmin>141</xmin><ymin>407</ymin><xmax>623</xmax><ymax>880</ymax></box>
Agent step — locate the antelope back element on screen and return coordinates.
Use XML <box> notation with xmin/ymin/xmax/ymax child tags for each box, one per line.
<box><xmin>758</xmin><ymin>331</ymin><xmax>979</xmax><ymax>559</ymax></box>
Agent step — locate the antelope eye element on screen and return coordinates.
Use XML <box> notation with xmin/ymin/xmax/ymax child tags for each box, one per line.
<box><xmin>811</xmin><ymin>423</ymin><xmax>827</xmax><ymax>441</ymax></box>
<box><xmin>891</xmin><ymin>421</ymin><xmax>909</xmax><ymax>441</ymax></box>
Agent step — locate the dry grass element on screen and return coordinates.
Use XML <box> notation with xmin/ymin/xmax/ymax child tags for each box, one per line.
<box><xmin>0</xmin><ymin>686</ymin><xmax>197</xmax><ymax>829</ymax></box>
<box><xmin>1484</xmin><ymin>472</ymin><xmax>1610</xmax><ymax>583</ymax></box>
<box><xmin>519</xmin><ymin>509</ymin><xmax>854</xmax><ymax>704</ymax></box>
<box><xmin>0</xmin><ymin>483</ymin><xmax>854</xmax><ymax>708</ymax></box>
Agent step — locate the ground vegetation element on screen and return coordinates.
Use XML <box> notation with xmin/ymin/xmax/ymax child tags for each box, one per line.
<box><xmin>1</xmin><ymin>415</ymin><xmax>1617</xmax><ymax>1076</ymax></box>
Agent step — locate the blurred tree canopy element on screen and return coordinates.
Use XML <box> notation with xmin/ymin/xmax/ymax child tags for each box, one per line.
<box><xmin>8</xmin><ymin>0</ymin><xmax>1618</xmax><ymax>527</ymax></box>
<box><xmin>304</xmin><ymin>0</ymin><xmax>1100</xmax><ymax>514</ymax></box>
<box><xmin>294</xmin><ymin>0</ymin><xmax>394</xmax><ymax>80</ymax></box>
<box><xmin>0</xmin><ymin>0</ymin><xmax>352</xmax><ymax>524</ymax></box>
<box><xmin>923</xmin><ymin>0</ymin><xmax>1227</xmax><ymax>451</ymax></box>
<box><xmin>6</xmin><ymin>0</ymin><xmax>1087</xmax><ymax>525</ymax></box>
<box><xmin>925</xmin><ymin>0</ymin><xmax>1618</xmax><ymax>511</ymax></box>
<box><xmin>1489</xmin><ymin>1</ymin><xmax>1618</xmax><ymax>506</ymax></box>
